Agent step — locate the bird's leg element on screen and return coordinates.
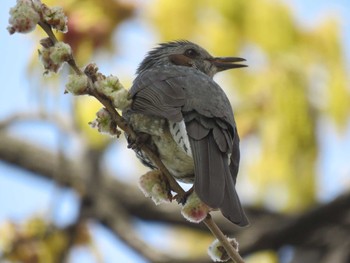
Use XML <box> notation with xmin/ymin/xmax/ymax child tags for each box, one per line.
<box><xmin>162</xmin><ymin>173</ymin><xmax>173</xmax><ymax>201</ymax></box>
<box><xmin>174</xmin><ymin>185</ymin><xmax>194</xmax><ymax>205</ymax></box>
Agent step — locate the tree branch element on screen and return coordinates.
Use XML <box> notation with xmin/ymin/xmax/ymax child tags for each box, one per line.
<box><xmin>239</xmin><ymin>192</ymin><xmax>350</xmax><ymax>255</ymax></box>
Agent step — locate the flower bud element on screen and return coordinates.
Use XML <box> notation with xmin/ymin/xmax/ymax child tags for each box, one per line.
<box><xmin>39</xmin><ymin>41</ymin><xmax>71</xmax><ymax>74</ymax></box>
<box><xmin>138</xmin><ymin>171</ymin><xmax>171</xmax><ymax>205</ymax></box>
<box><xmin>7</xmin><ymin>0</ymin><xmax>40</xmax><ymax>34</ymax></box>
<box><xmin>95</xmin><ymin>75</ymin><xmax>131</xmax><ymax>110</ymax></box>
<box><xmin>88</xmin><ymin>108</ymin><xmax>115</xmax><ymax>136</ymax></box>
<box><xmin>65</xmin><ymin>74</ymin><xmax>89</xmax><ymax>95</ymax></box>
<box><xmin>181</xmin><ymin>192</ymin><xmax>211</xmax><ymax>223</ymax></box>
<box><xmin>208</xmin><ymin>238</ymin><xmax>239</xmax><ymax>262</ymax></box>
<box><xmin>50</xmin><ymin>42</ymin><xmax>71</xmax><ymax>64</ymax></box>
<box><xmin>41</xmin><ymin>4</ymin><xmax>68</xmax><ymax>33</ymax></box>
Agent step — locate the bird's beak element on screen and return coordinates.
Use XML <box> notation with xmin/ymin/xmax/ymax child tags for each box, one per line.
<box><xmin>209</xmin><ymin>57</ymin><xmax>247</xmax><ymax>71</ymax></box>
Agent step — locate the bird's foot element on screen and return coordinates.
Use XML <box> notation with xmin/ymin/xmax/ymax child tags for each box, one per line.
<box><xmin>127</xmin><ymin>132</ymin><xmax>151</xmax><ymax>150</ymax></box>
<box><xmin>174</xmin><ymin>186</ymin><xmax>194</xmax><ymax>205</ymax></box>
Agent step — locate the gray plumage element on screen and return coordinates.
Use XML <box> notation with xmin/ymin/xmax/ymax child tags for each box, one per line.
<box><xmin>125</xmin><ymin>40</ymin><xmax>248</xmax><ymax>226</ymax></box>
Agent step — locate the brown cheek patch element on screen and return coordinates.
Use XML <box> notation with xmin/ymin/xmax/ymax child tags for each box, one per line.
<box><xmin>169</xmin><ymin>54</ymin><xmax>191</xmax><ymax>67</ymax></box>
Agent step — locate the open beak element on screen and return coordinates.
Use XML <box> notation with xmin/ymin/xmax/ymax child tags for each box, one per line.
<box><xmin>209</xmin><ymin>57</ymin><xmax>247</xmax><ymax>71</ymax></box>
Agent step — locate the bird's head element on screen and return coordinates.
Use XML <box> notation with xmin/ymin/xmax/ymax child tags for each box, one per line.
<box><xmin>137</xmin><ymin>40</ymin><xmax>246</xmax><ymax>78</ymax></box>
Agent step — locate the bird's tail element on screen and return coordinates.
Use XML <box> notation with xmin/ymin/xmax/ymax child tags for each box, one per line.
<box><xmin>190</xmin><ymin>133</ymin><xmax>249</xmax><ymax>226</ymax></box>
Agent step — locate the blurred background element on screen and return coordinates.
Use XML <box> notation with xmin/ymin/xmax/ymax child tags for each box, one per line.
<box><xmin>1</xmin><ymin>0</ymin><xmax>350</xmax><ymax>262</ymax></box>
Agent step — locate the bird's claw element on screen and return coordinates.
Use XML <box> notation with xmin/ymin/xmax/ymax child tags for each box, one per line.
<box><xmin>174</xmin><ymin>186</ymin><xmax>194</xmax><ymax>205</ymax></box>
<box><xmin>127</xmin><ymin>132</ymin><xmax>151</xmax><ymax>150</ymax></box>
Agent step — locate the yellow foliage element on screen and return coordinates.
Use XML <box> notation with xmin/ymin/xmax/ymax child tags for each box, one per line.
<box><xmin>246</xmin><ymin>251</ymin><xmax>279</xmax><ymax>263</ymax></box>
<box><xmin>245</xmin><ymin>1</ymin><xmax>298</xmax><ymax>52</ymax></box>
<box><xmin>149</xmin><ymin>0</ymin><xmax>201</xmax><ymax>40</ymax></box>
<box><xmin>24</xmin><ymin>217</ymin><xmax>47</xmax><ymax>237</ymax></box>
<box><xmin>0</xmin><ymin>218</ymin><xmax>71</xmax><ymax>263</ymax></box>
<box><xmin>44</xmin><ymin>231</ymin><xmax>67</xmax><ymax>260</ymax></box>
<box><xmin>166</xmin><ymin>227</ymin><xmax>213</xmax><ymax>258</ymax></box>
<box><xmin>0</xmin><ymin>221</ymin><xmax>17</xmax><ymax>251</ymax></box>
<box><xmin>0</xmin><ymin>218</ymin><xmax>93</xmax><ymax>263</ymax></box>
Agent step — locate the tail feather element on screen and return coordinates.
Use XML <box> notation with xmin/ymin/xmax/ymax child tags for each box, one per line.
<box><xmin>221</xmin><ymin>173</ymin><xmax>249</xmax><ymax>226</ymax></box>
<box><xmin>191</xmin><ymin>135</ymin><xmax>225</xmax><ymax>207</ymax></box>
<box><xmin>187</xmin><ymin>118</ymin><xmax>249</xmax><ymax>226</ymax></box>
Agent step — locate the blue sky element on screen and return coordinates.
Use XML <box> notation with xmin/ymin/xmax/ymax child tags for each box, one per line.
<box><xmin>1</xmin><ymin>0</ymin><xmax>350</xmax><ymax>262</ymax></box>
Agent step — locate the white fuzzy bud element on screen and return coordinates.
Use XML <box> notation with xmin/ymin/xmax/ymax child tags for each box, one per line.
<box><xmin>138</xmin><ymin>171</ymin><xmax>171</xmax><ymax>205</ymax></box>
<box><xmin>39</xmin><ymin>41</ymin><xmax>72</xmax><ymax>74</ymax></box>
<box><xmin>7</xmin><ymin>0</ymin><xmax>40</xmax><ymax>34</ymax></box>
<box><xmin>111</xmin><ymin>89</ymin><xmax>130</xmax><ymax>110</ymax></box>
<box><xmin>181</xmin><ymin>191</ymin><xmax>211</xmax><ymax>223</ymax></box>
<box><xmin>208</xmin><ymin>238</ymin><xmax>239</xmax><ymax>262</ymax></box>
<box><xmin>41</xmin><ymin>4</ymin><xmax>68</xmax><ymax>33</ymax></box>
<box><xmin>95</xmin><ymin>75</ymin><xmax>131</xmax><ymax>110</ymax></box>
<box><xmin>65</xmin><ymin>74</ymin><xmax>89</xmax><ymax>95</ymax></box>
<box><xmin>50</xmin><ymin>42</ymin><xmax>71</xmax><ymax>64</ymax></box>
<box><xmin>89</xmin><ymin>108</ymin><xmax>120</xmax><ymax>136</ymax></box>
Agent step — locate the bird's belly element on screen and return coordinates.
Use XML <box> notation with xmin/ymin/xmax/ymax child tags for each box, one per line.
<box><xmin>153</xmin><ymin>132</ymin><xmax>194</xmax><ymax>183</ymax></box>
<box><xmin>128</xmin><ymin>113</ymin><xmax>194</xmax><ymax>183</ymax></box>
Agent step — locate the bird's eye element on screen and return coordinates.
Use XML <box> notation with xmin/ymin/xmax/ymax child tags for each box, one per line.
<box><xmin>184</xmin><ymin>48</ymin><xmax>198</xmax><ymax>58</ymax></box>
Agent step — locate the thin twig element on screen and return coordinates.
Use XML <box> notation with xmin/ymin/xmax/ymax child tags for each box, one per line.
<box><xmin>37</xmin><ymin>22</ymin><xmax>243</xmax><ymax>263</ymax></box>
<box><xmin>38</xmin><ymin>21</ymin><xmax>58</xmax><ymax>44</ymax></box>
<box><xmin>38</xmin><ymin>21</ymin><xmax>82</xmax><ymax>75</ymax></box>
<box><xmin>204</xmin><ymin>215</ymin><xmax>244</xmax><ymax>263</ymax></box>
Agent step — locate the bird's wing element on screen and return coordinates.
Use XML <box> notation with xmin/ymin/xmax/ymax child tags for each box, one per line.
<box><xmin>129</xmin><ymin>66</ymin><xmax>248</xmax><ymax>226</ymax></box>
<box><xmin>129</xmin><ymin>67</ymin><xmax>187</xmax><ymax>122</ymax></box>
<box><xmin>129</xmin><ymin>66</ymin><xmax>235</xmax><ymax>124</ymax></box>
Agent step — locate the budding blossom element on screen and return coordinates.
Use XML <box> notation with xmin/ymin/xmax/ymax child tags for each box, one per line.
<box><xmin>65</xmin><ymin>74</ymin><xmax>89</xmax><ymax>95</ymax></box>
<box><xmin>39</xmin><ymin>41</ymin><xmax>72</xmax><ymax>74</ymax></box>
<box><xmin>208</xmin><ymin>238</ymin><xmax>239</xmax><ymax>262</ymax></box>
<box><xmin>181</xmin><ymin>191</ymin><xmax>211</xmax><ymax>223</ymax></box>
<box><xmin>89</xmin><ymin>108</ymin><xmax>120</xmax><ymax>136</ymax></box>
<box><xmin>7</xmin><ymin>0</ymin><xmax>40</xmax><ymax>34</ymax></box>
<box><xmin>8</xmin><ymin>0</ymin><xmax>68</xmax><ymax>35</ymax></box>
<box><xmin>95</xmin><ymin>75</ymin><xmax>131</xmax><ymax>110</ymax></box>
<box><xmin>41</xmin><ymin>4</ymin><xmax>68</xmax><ymax>33</ymax></box>
<box><xmin>138</xmin><ymin>170</ymin><xmax>172</xmax><ymax>205</ymax></box>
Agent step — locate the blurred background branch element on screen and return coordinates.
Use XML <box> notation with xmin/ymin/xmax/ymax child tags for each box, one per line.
<box><xmin>0</xmin><ymin>128</ymin><xmax>349</xmax><ymax>262</ymax></box>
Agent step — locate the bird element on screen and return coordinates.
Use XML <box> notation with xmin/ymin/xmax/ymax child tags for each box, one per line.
<box><xmin>123</xmin><ymin>40</ymin><xmax>249</xmax><ymax>226</ymax></box>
